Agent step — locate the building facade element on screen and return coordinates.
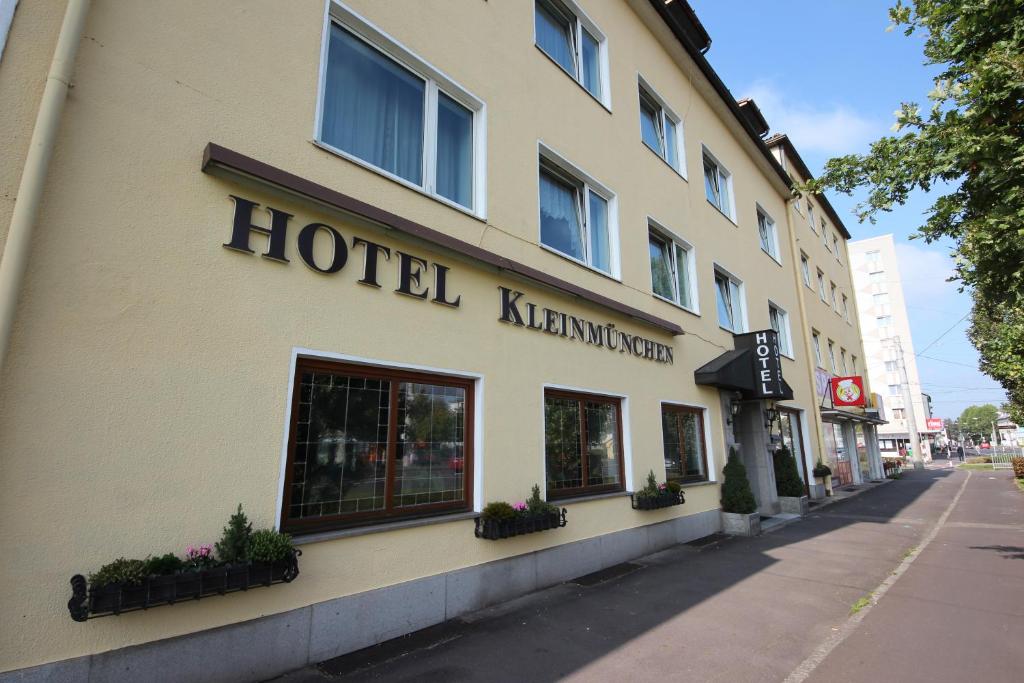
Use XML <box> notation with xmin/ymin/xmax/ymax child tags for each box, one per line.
<box><xmin>849</xmin><ymin>234</ymin><xmax>936</xmax><ymax>460</ymax></box>
<box><xmin>0</xmin><ymin>1</ymin><xmax>877</xmax><ymax>679</ymax></box>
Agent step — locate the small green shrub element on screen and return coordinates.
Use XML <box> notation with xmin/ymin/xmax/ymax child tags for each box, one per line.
<box><xmin>526</xmin><ymin>484</ymin><xmax>558</xmax><ymax>516</ymax></box>
<box><xmin>635</xmin><ymin>470</ymin><xmax>661</xmax><ymax>500</ymax></box>
<box><xmin>812</xmin><ymin>459</ymin><xmax>832</xmax><ymax>478</ymax></box>
<box><xmin>144</xmin><ymin>553</ymin><xmax>184</xmax><ymax>576</ymax></box>
<box><xmin>966</xmin><ymin>456</ymin><xmax>992</xmax><ymax>464</ymax></box>
<box><xmin>721</xmin><ymin>447</ymin><xmax>757</xmax><ymax>515</ymax></box>
<box><xmin>665</xmin><ymin>480</ymin><xmax>682</xmax><ymax>495</ymax></box>
<box><xmin>1010</xmin><ymin>456</ymin><xmax>1024</xmax><ymax>479</ymax></box>
<box><xmin>773</xmin><ymin>447</ymin><xmax>805</xmax><ymax>497</ymax></box>
<box><xmin>216</xmin><ymin>504</ymin><xmax>253</xmax><ymax>564</ymax></box>
<box><xmin>247</xmin><ymin>529</ymin><xmax>294</xmax><ymax>563</ymax></box>
<box><xmin>481</xmin><ymin>501</ymin><xmax>517</xmax><ymax>522</ymax></box>
<box><xmin>88</xmin><ymin>558</ymin><xmax>148</xmax><ymax>588</ymax></box>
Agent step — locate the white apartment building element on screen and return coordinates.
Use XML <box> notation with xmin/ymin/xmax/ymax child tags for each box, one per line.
<box><xmin>849</xmin><ymin>235</ymin><xmax>935</xmax><ymax>459</ymax></box>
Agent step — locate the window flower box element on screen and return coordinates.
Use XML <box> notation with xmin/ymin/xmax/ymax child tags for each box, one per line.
<box><xmin>474</xmin><ymin>509</ymin><xmax>567</xmax><ymax>540</ymax></box>
<box><xmin>68</xmin><ymin>550</ymin><xmax>301</xmax><ymax>622</ymax></box>
<box><xmin>630</xmin><ymin>489</ymin><xmax>685</xmax><ymax>510</ymax></box>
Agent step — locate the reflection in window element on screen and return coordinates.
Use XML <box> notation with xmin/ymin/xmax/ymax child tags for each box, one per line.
<box><xmin>545</xmin><ymin>391</ymin><xmax>622</xmax><ymax>498</ymax></box>
<box><xmin>539</xmin><ymin>158</ymin><xmax>613</xmax><ymax>273</ymax></box>
<box><xmin>662</xmin><ymin>405</ymin><xmax>707</xmax><ymax>483</ymax></box>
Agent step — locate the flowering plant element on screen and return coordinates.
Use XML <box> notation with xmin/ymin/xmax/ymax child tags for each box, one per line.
<box><xmin>185</xmin><ymin>544</ymin><xmax>215</xmax><ymax>570</ymax></box>
<box><xmin>512</xmin><ymin>502</ymin><xmax>527</xmax><ymax>512</ymax></box>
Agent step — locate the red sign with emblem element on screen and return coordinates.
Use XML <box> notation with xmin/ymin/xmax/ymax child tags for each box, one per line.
<box><xmin>926</xmin><ymin>418</ymin><xmax>944</xmax><ymax>431</ymax></box>
<box><xmin>830</xmin><ymin>376</ymin><xmax>866</xmax><ymax>407</ymax></box>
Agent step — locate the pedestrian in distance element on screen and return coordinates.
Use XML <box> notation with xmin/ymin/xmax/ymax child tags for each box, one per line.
<box><xmin>956</xmin><ymin>444</ymin><xmax>965</xmax><ymax>462</ymax></box>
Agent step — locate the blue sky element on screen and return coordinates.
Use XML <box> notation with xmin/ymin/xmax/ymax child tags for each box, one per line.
<box><xmin>689</xmin><ymin>0</ymin><xmax>1008</xmax><ymax>420</ymax></box>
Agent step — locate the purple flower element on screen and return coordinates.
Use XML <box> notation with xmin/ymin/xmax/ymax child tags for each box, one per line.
<box><xmin>512</xmin><ymin>501</ymin><xmax>527</xmax><ymax>511</ymax></box>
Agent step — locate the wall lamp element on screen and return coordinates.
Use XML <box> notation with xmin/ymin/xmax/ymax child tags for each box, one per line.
<box><xmin>764</xmin><ymin>402</ymin><xmax>779</xmax><ymax>429</ymax></box>
<box><xmin>726</xmin><ymin>392</ymin><xmax>743</xmax><ymax>425</ymax></box>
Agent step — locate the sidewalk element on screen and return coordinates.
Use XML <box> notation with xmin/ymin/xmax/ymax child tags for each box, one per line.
<box><xmin>273</xmin><ymin>467</ymin><xmax>1023</xmax><ymax>682</ymax></box>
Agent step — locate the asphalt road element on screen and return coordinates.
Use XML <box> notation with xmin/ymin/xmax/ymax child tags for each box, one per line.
<box><xmin>274</xmin><ymin>466</ymin><xmax>1024</xmax><ymax>683</ymax></box>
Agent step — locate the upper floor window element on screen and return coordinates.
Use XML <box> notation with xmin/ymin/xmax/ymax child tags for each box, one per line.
<box><xmin>638</xmin><ymin>78</ymin><xmax>683</xmax><ymax>174</ymax></box>
<box><xmin>833</xmin><ymin>234</ymin><xmax>842</xmax><ymax>263</ymax></box>
<box><xmin>769</xmin><ymin>303</ymin><xmax>793</xmax><ymax>357</ymax></box>
<box><xmin>812</xmin><ymin>331</ymin><xmax>823</xmax><ymax>367</ymax></box>
<box><xmin>889</xmin><ymin>384</ymin><xmax>901</xmax><ymax>396</ymax></box>
<box><xmin>800</xmin><ymin>253</ymin><xmax>812</xmax><ymax>287</ymax></box>
<box><xmin>757</xmin><ymin>209</ymin><xmax>779</xmax><ymax>261</ymax></box>
<box><xmin>830</xmin><ymin>282</ymin><xmax>839</xmax><ymax>311</ymax></box>
<box><xmin>318</xmin><ymin>16</ymin><xmax>484</xmax><ymax>214</ymax></box>
<box><xmin>840</xmin><ymin>348</ymin><xmax>848</xmax><ymax>374</ymax></box>
<box><xmin>703</xmin><ymin>149</ymin><xmax>734</xmax><ymax>219</ymax></box>
<box><xmin>885</xmin><ymin>360</ymin><xmax>899</xmax><ymax>372</ymax></box>
<box><xmin>866</xmin><ymin>249</ymin><xmax>883</xmax><ymax>271</ymax></box>
<box><xmin>794</xmin><ymin>197</ymin><xmax>803</xmax><ymax>215</ymax></box>
<box><xmin>648</xmin><ymin>223</ymin><xmax>695</xmax><ymax>311</ymax></box>
<box><xmin>538</xmin><ymin>146</ymin><xmax>617</xmax><ymax>276</ymax></box>
<box><xmin>827</xmin><ymin>340</ymin><xmax>837</xmax><ymax>373</ymax></box>
<box><xmin>714</xmin><ymin>269</ymin><xmax>746</xmax><ymax>333</ymax></box>
<box><xmin>817</xmin><ymin>269</ymin><xmax>827</xmax><ymax>302</ymax></box>
<box><xmin>282</xmin><ymin>358</ymin><xmax>473</xmax><ymax>534</ymax></box>
<box><xmin>821</xmin><ymin>219</ymin><xmax>830</xmax><ymax>247</ymax></box>
<box><xmin>851</xmin><ymin>355</ymin><xmax>858</xmax><ymax>374</ymax></box>
<box><xmin>841</xmin><ymin>294</ymin><xmax>850</xmax><ymax>321</ymax></box>
<box><xmin>534</xmin><ymin>0</ymin><xmax>607</xmax><ymax>104</ymax></box>
<box><xmin>807</xmin><ymin>203</ymin><xmax>817</xmax><ymax>233</ymax></box>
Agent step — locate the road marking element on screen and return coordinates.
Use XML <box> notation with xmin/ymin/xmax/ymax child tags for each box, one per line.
<box><xmin>783</xmin><ymin>470</ymin><xmax>973</xmax><ymax>683</ymax></box>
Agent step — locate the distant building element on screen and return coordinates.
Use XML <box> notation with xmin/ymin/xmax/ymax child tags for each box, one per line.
<box><xmin>848</xmin><ymin>235</ymin><xmax>937</xmax><ymax>459</ymax></box>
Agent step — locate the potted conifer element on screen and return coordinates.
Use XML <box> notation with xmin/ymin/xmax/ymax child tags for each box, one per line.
<box><xmin>773</xmin><ymin>446</ymin><xmax>809</xmax><ymax>515</ymax></box>
<box><xmin>720</xmin><ymin>447</ymin><xmax>761</xmax><ymax>536</ymax></box>
<box><xmin>813</xmin><ymin>459</ymin><xmax>833</xmax><ymax>497</ymax></box>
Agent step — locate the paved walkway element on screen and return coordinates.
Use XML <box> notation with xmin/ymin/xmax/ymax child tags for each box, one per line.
<box><xmin>274</xmin><ymin>467</ymin><xmax>1024</xmax><ymax>682</ymax></box>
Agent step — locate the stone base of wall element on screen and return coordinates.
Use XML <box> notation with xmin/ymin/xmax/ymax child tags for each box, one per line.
<box><xmin>2</xmin><ymin>509</ymin><xmax>721</xmax><ymax>683</ymax></box>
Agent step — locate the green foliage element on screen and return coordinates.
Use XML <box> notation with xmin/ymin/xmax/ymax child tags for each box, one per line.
<box><xmin>526</xmin><ymin>483</ymin><xmax>558</xmax><ymax>516</ymax></box>
<box><xmin>958</xmin><ymin>403</ymin><xmax>999</xmax><ymax>440</ymax></box>
<box><xmin>88</xmin><ymin>558</ymin><xmax>148</xmax><ymax>588</ymax></box>
<box><xmin>144</xmin><ymin>553</ymin><xmax>184</xmax><ymax>576</ymax></box>
<box><xmin>665</xmin><ymin>480</ymin><xmax>682</xmax><ymax>495</ymax></box>
<box><xmin>481</xmin><ymin>501</ymin><xmax>518</xmax><ymax>522</ymax></box>
<box><xmin>247</xmin><ymin>529</ymin><xmax>294</xmax><ymax>563</ymax></box>
<box><xmin>635</xmin><ymin>470</ymin><xmax>661</xmax><ymax>500</ymax></box>
<box><xmin>773</xmin><ymin>447</ymin><xmax>805</xmax><ymax>498</ymax></box>
<box><xmin>215</xmin><ymin>504</ymin><xmax>252</xmax><ymax>564</ymax></box>
<box><xmin>805</xmin><ymin>0</ymin><xmax>1024</xmax><ymax>419</ymax></box>
<box><xmin>720</xmin><ymin>447</ymin><xmax>758</xmax><ymax>515</ymax></box>
<box><xmin>812</xmin><ymin>459</ymin><xmax>833</xmax><ymax>478</ymax></box>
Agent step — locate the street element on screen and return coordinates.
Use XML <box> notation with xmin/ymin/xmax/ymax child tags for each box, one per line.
<box><xmin>277</xmin><ymin>467</ymin><xmax>1024</xmax><ymax>682</ymax></box>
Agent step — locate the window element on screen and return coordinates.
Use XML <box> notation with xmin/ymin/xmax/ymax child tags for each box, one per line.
<box><xmin>889</xmin><ymin>384</ymin><xmax>901</xmax><ymax>396</ymax></box>
<box><xmin>544</xmin><ymin>389</ymin><xmax>623</xmax><ymax>499</ymax></box>
<box><xmin>877</xmin><ymin>315</ymin><xmax>893</xmax><ymax>328</ymax></box>
<box><xmin>812</xmin><ymin>331</ymin><xmax>823</xmax><ymax>367</ymax></box>
<box><xmin>827</xmin><ymin>340</ymin><xmax>837</xmax><ymax>373</ymax></box>
<box><xmin>821</xmin><ymin>219</ymin><xmax>829</xmax><ymax>247</ymax></box>
<box><xmin>851</xmin><ymin>355</ymin><xmax>857</xmax><ymax>374</ymax></box>
<box><xmin>833</xmin><ymin>234</ymin><xmax>842</xmax><ymax>263</ymax></box>
<box><xmin>874</xmin><ymin>292</ymin><xmax>890</xmax><ymax>306</ymax></box>
<box><xmin>318</xmin><ymin>18</ymin><xmax>483</xmax><ymax>213</ymax></box>
<box><xmin>885</xmin><ymin>360</ymin><xmax>899</xmax><ymax>372</ymax></box>
<box><xmin>638</xmin><ymin>79</ymin><xmax>683</xmax><ymax>174</ymax></box>
<box><xmin>807</xmin><ymin>203</ymin><xmax>817</xmax><ymax>233</ymax></box>
<box><xmin>817</xmin><ymin>269</ymin><xmax>827</xmax><ymax>302</ymax></box>
<box><xmin>769</xmin><ymin>303</ymin><xmax>793</xmax><ymax>357</ymax></box>
<box><xmin>840</xmin><ymin>348</ymin><xmax>848</xmax><ymax>374</ymax></box>
<box><xmin>841</xmin><ymin>294</ymin><xmax>850</xmax><ymax>321</ymax></box>
<box><xmin>282</xmin><ymin>359</ymin><xmax>473</xmax><ymax>533</ymax></box>
<box><xmin>794</xmin><ymin>197</ymin><xmax>803</xmax><ymax>215</ymax></box>
<box><xmin>866</xmin><ymin>249</ymin><xmax>882</xmax><ymax>271</ymax></box>
<box><xmin>703</xmin><ymin>149</ymin><xmax>733</xmax><ymax>218</ymax></box>
<box><xmin>870</xmin><ymin>271</ymin><xmax>886</xmax><ymax>284</ymax></box>
<box><xmin>648</xmin><ymin>224</ymin><xmax>695</xmax><ymax>310</ymax></box>
<box><xmin>800</xmin><ymin>253</ymin><xmax>811</xmax><ymax>287</ymax></box>
<box><xmin>830</xmin><ymin>282</ymin><xmax>839</xmax><ymax>311</ymax></box>
<box><xmin>714</xmin><ymin>269</ymin><xmax>746</xmax><ymax>332</ymax></box>
<box><xmin>757</xmin><ymin>208</ymin><xmax>779</xmax><ymax>260</ymax></box>
<box><xmin>778</xmin><ymin>409</ymin><xmax>806</xmax><ymax>486</ymax></box>
<box><xmin>534</xmin><ymin>0</ymin><xmax>606</xmax><ymax>103</ymax></box>
<box><xmin>661</xmin><ymin>404</ymin><xmax>708</xmax><ymax>484</ymax></box>
<box><xmin>893</xmin><ymin>408</ymin><xmax>906</xmax><ymax>420</ymax></box>
<box><xmin>538</xmin><ymin>149</ymin><xmax>616</xmax><ymax>275</ymax></box>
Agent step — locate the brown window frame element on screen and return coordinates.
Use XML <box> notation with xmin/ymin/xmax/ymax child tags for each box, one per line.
<box><xmin>544</xmin><ymin>388</ymin><xmax>625</xmax><ymax>500</ymax></box>
<box><xmin>660</xmin><ymin>403</ymin><xmax>710</xmax><ymax>484</ymax></box>
<box><xmin>281</xmin><ymin>357</ymin><xmax>474</xmax><ymax>535</ymax></box>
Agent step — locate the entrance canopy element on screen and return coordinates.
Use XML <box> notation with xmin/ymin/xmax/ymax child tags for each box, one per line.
<box><xmin>820</xmin><ymin>408</ymin><xmax>887</xmax><ymax>425</ymax></box>
<box><xmin>694</xmin><ymin>347</ymin><xmax>795</xmax><ymax>401</ymax></box>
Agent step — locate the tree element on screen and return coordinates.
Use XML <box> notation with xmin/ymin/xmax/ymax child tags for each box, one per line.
<box><xmin>805</xmin><ymin>0</ymin><xmax>1024</xmax><ymax>417</ymax></box>
<box><xmin>773</xmin><ymin>447</ymin><xmax>805</xmax><ymax>498</ymax></box>
<box><xmin>958</xmin><ymin>404</ymin><xmax>999</xmax><ymax>441</ymax></box>
<box><xmin>721</xmin><ymin>447</ymin><xmax>758</xmax><ymax>514</ymax></box>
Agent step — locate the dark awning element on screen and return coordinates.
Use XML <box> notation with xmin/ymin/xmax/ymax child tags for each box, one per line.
<box><xmin>820</xmin><ymin>408</ymin><xmax>887</xmax><ymax>425</ymax></box>
<box><xmin>694</xmin><ymin>349</ymin><xmax>794</xmax><ymax>400</ymax></box>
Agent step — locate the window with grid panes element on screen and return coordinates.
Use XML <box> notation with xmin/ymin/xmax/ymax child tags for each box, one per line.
<box><xmin>544</xmin><ymin>389</ymin><xmax>623</xmax><ymax>499</ymax></box>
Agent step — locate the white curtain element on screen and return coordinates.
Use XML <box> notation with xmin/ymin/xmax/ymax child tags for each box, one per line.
<box><xmin>535</xmin><ymin>1</ymin><xmax>575</xmax><ymax>75</ymax></box>
<box><xmin>540</xmin><ymin>170</ymin><xmax>583</xmax><ymax>261</ymax></box>
<box><xmin>436</xmin><ymin>93</ymin><xmax>472</xmax><ymax>208</ymax></box>
<box><xmin>321</xmin><ymin>24</ymin><xmax>424</xmax><ymax>185</ymax></box>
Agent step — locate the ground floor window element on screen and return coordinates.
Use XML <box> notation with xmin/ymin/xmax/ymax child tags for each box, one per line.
<box><xmin>282</xmin><ymin>358</ymin><xmax>473</xmax><ymax>533</ymax></box>
<box><xmin>661</xmin><ymin>404</ymin><xmax>708</xmax><ymax>483</ymax></box>
<box><xmin>544</xmin><ymin>389</ymin><xmax>624</xmax><ymax>499</ymax></box>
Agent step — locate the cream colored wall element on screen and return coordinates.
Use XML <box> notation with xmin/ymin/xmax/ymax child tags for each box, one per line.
<box><xmin>0</xmin><ymin>0</ymin><xmax>819</xmax><ymax>671</ymax></box>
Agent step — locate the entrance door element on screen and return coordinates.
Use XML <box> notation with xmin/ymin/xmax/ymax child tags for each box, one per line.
<box><xmin>779</xmin><ymin>409</ymin><xmax>809</xmax><ymax>496</ymax></box>
<box><xmin>824</xmin><ymin>422</ymin><xmax>854</xmax><ymax>487</ymax></box>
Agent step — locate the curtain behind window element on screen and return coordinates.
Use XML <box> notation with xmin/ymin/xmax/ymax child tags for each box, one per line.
<box><xmin>535</xmin><ymin>0</ymin><xmax>575</xmax><ymax>75</ymax></box>
<box><xmin>715</xmin><ymin>276</ymin><xmax>734</xmax><ymax>329</ymax></box>
<box><xmin>322</xmin><ymin>24</ymin><xmax>425</xmax><ymax>185</ymax></box>
<box><xmin>436</xmin><ymin>93</ymin><xmax>473</xmax><ymax>208</ymax></box>
<box><xmin>539</xmin><ymin>169</ymin><xmax>584</xmax><ymax>261</ymax></box>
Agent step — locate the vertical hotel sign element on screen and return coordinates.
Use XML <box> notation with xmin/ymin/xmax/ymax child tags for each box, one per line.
<box><xmin>734</xmin><ymin>330</ymin><xmax>785</xmax><ymax>398</ymax></box>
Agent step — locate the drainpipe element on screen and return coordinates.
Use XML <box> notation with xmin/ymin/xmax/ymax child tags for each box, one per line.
<box><xmin>782</xmin><ymin>193</ymin><xmax>830</xmax><ymax>478</ymax></box>
<box><xmin>0</xmin><ymin>0</ymin><xmax>90</xmax><ymax>376</ymax></box>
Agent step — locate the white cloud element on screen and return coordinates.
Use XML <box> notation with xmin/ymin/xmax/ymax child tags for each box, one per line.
<box><xmin>744</xmin><ymin>80</ymin><xmax>879</xmax><ymax>156</ymax></box>
<box><xmin>893</xmin><ymin>241</ymin><xmax>959</xmax><ymax>310</ymax></box>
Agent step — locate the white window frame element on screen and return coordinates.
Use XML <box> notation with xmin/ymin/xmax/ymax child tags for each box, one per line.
<box><xmin>851</xmin><ymin>355</ymin><xmax>857</xmax><ymax>374</ymax></box>
<box><xmin>702</xmin><ymin>146</ymin><xmax>736</xmax><ymax>222</ymax></box>
<box><xmin>315</xmin><ymin>2</ymin><xmax>488</xmax><ymax>219</ymax></box>
<box><xmin>833</xmin><ymin>234</ymin><xmax>842</xmax><ymax>263</ymax></box>
<box><xmin>637</xmin><ymin>75</ymin><xmax>685</xmax><ymax>178</ymax></box>
<box><xmin>827</xmin><ymin>340</ymin><xmax>838</xmax><ymax>373</ymax></box>
<box><xmin>768</xmin><ymin>301</ymin><xmax>794</xmax><ymax>359</ymax></box>
<box><xmin>830</xmin><ymin>282</ymin><xmax>839</xmax><ymax>312</ymax></box>
<box><xmin>807</xmin><ymin>203</ymin><xmax>817</xmax><ymax>233</ymax></box>
<box><xmin>842</xmin><ymin>293</ymin><xmax>850</xmax><ymax>322</ymax></box>
<box><xmin>648</xmin><ymin>218</ymin><xmax>699</xmax><ymax>314</ymax></box>
<box><xmin>821</xmin><ymin>219</ymin><xmax>830</xmax><ymax>248</ymax></box>
<box><xmin>713</xmin><ymin>264</ymin><xmax>747</xmax><ymax>333</ymax></box>
<box><xmin>756</xmin><ymin>205</ymin><xmax>781</xmax><ymax>263</ymax></box>
<box><xmin>533</xmin><ymin>0</ymin><xmax>611</xmax><ymax>109</ymax></box>
<box><xmin>793</xmin><ymin>196</ymin><xmax>803</xmax><ymax>215</ymax></box>
<box><xmin>812</xmin><ymin>331</ymin><xmax>823</xmax><ymax>368</ymax></box>
<box><xmin>817</xmin><ymin>269</ymin><xmax>827</xmax><ymax>302</ymax></box>
<box><xmin>537</xmin><ymin>141</ymin><xmax>620</xmax><ymax>279</ymax></box>
<box><xmin>840</xmin><ymin>348</ymin><xmax>848</xmax><ymax>374</ymax></box>
<box><xmin>800</xmin><ymin>252</ymin><xmax>812</xmax><ymax>288</ymax></box>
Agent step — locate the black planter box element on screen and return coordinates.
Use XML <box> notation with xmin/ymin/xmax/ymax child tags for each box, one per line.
<box><xmin>68</xmin><ymin>550</ymin><xmax>301</xmax><ymax>622</ymax></box>
<box><xmin>474</xmin><ymin>509</ymin><xmax>567</xmax><ymax>540</ymax></box>
<box><xmin>630</xmin><ymin>490</ymin><xmax>685</xmax><ymax>510</ymax></box>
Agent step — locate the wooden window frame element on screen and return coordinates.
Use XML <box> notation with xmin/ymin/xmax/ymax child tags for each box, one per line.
<box><xmin>544</xmin><ymin>388</ymin><xmax>625</xmax><ymax>500</ymax></box>
<box><xmin>281</xmin><ymin>357</ymin><xmax>474</xmax><ymax>534</ymax></box>
<box><xmin>661</xmin><ymin>403</ymin><xmax>710</xmax><ymax>484</ymax></box>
